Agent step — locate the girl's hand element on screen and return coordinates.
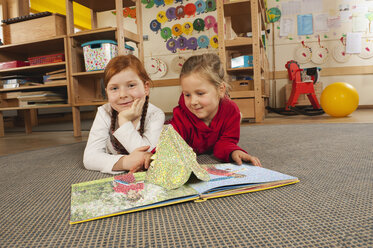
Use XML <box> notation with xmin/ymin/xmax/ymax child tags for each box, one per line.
<box><xmin>231</xmin><ymin>150</ymin><xmax>262</xmax><ymax>167</ymax></box>
<box><xmin>113</xmin><ymin>146</ymin><xmax>151</xmax><ymax>172</ymax></box>
<box><xmin>118</xmin><ymin>97</ymin><xmax>146</xmax><ymax>126</ymax></box>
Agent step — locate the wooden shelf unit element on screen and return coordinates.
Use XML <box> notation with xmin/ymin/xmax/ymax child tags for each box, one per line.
<box><xmin>65</xmin><ymin>0</ymin><xmax>144</xmax><ymax>137</ymax></box>
<box><xmin>0</xmin><ymin>36</ymin><xmax>71</xmax><ymax>136</ymax></box>
<box><xmin>217</xmin><ymin>0</ymin><xmax>270</xmax><ymax>122</ymax></box>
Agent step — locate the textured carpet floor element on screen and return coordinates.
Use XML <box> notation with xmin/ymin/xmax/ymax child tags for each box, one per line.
<box><xmin>0</xmin><ymin>123</ymin><xmax>372</xmax><ymax>247</ymax></box>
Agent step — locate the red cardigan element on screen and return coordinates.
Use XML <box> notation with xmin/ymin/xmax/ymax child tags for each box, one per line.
<box><xmin>168</xmin><ymin>94</ymin><xmax>246</xmax><ymax>162</ymax></box>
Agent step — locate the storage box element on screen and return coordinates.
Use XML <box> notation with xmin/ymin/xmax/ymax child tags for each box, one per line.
<box><xmin>285</xmin><ymin>82</ymin><xmax>323</xmax><ymax>106</ymax></box>
<box><xmin>2</xmin><ymin>14</ymin><xmax>66</xmax><ymax>45</ymax></box>
<box><xmin>0</xmin><ymin>61</ymin><xmax>29</xmax><ymax>70</ymax></box>
<box><xmin>231</xmin><ymin>55</ymin><xmax>253</xmax><ymax>68</ymax></box>
<box><xmin>28</xmin><ymin>53</ymin><xmax>65</xmax><ymax>65</ymax></box>
<box><xmin>81</xmin><ymin>40</ymin><xmax>134</xmax><ymax>72</ymax></box>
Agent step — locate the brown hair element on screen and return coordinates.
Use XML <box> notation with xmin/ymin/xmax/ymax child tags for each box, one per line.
<box><xmin>180</xmin><ymin>53</ymin><xmax>230</xmax><ymax>93</ymax></box>
<box><xmin>105</xmin><ymin>55</ymin><xmax>151</xmax><ymax>154</ymax></box>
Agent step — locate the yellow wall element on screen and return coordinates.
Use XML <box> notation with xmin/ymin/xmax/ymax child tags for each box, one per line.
<box><xmin>30</xmin><ymin>0</ymin><xmax>91</xmax><ymax>30</ymax></box>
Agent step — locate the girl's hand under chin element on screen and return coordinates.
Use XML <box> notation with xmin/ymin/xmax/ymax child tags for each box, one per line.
<box><xmin>118</xmin><ymin>96</ymin><xmax>146</xmax><ymax>126</ymax></box>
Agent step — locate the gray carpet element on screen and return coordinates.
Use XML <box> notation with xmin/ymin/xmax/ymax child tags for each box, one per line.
<box><xmin>0</xmin><ymin>123</ymin><xmax>372</xmax><ymax>247</ymax></box>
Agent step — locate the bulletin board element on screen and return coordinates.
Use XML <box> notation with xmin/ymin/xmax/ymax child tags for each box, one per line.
<box><xmin>141</xmin><ymin>0</ymin><xmax>219</xmax><ymax>81</ymax></box>
<box><xmin>267</xmin><ymin>0</ymin><xmax>373</xmax><ymax>67</ymax></box>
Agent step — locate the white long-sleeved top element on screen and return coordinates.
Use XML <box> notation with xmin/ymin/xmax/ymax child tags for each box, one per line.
<box><xmin>83</xmin><ymin>103</ymin><xmax>165</xmax><ymax>174</ymax></box>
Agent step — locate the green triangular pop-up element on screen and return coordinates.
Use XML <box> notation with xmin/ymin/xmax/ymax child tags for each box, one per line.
<box><xmin>146</xmin><ymin>124</ymin><xmax>210</xmax><ymax>190</ymax></box>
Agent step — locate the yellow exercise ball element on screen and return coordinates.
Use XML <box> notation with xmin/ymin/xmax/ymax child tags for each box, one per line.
<box><xmin>321</xmin><ymin>82</ymin><xmax>359</xmax><ymax>117</ymax></box>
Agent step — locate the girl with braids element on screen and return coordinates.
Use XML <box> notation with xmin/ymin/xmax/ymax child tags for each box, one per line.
<box><xmin>168</xmin><ymin>53</ymin><xmax>261</xmax><ymax>167</ymax></box>
<box><xmin>83</xmin><ymin>55</ymin><xmax>165</xmax><ymax>174</ymax></box>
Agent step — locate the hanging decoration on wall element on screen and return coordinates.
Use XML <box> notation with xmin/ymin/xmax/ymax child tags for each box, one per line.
<box><xmin>358</xmin><ymin>39</ymin><xmax>373</xmax><ymax>59</ymax></box>
<box><xmin>146</xmin><ymin>57</ymin><xmax>168</xmax><ymax>78</ymax></box>
<box><xmin>294</xmin><ymin>41</ymin><xmax>312</xmax><ymax>64</ymax></box>
<box><xmin>161</xmin><ymin>27</ymin><xmax>172</xmax><ymax>41</ymax></box>
<box><xmin>154</xmin><ymin>0</ymin><xmax>165</xmax><ymax>8</ymax></box>
<box><xmin>145</xmin><ymin>57</ymin><xmax>160</xmax><ymax>74</ymax></box>
<box><xmin>172</xmin><ymin>24</ymin><xmax>183</xmax><ymax>37</ymax></box>
<box><xmin>213</xmin><ymin>22</ymin><xmax>218</xmax><ymax>34</ymax></box>
<box><xmin>210</xmin><ymin>35</ymin><xmax>218</xmax><ymax>49</ymax></box>
<box><xmin>182</xmin><ymin>22</ymin><xmax>193</xmax><ymax>35</ymax></box>
<box><xmin>205</xmin><ymin>0</ymin><xmax>216</xmax><ymax>12</ymax></box>
<box><xmin>177</xmin><ymin>36</ymin><xmax>188</xmax><ymax>50</ymax></box>
<box><xmin>204</xmin><ymin>15</ymin><xmax>216</xmax><ymax>30</ymax></box>
<box><xmin>311</xmin><ymin>35</ymin><xmax>328</xmax><ymax>64</ymax></box>
<box><xmin>166</xmin><ymin>7</ymin><xmax>177</xmax><ymax>21</ymax></box>
<box><xmin>111</xmin><ymin>8</ymin><xmax>136</xmax><ymax>19</ymax></box>
<box><xmin>193</xmin><ymin>18</ymin><xmax>205</xmax><ymax>32</ymax></box>
<box><xmin>184</xmin><ymin>3</ymin><xmax>196</xmax><ymax>17</ymax></box>
<box><xmin>156</xmin><ymin>11</ymin><xmax>168</xmax><ymax>24</ymax></box>
<box><xmin>166</xmin><ymin>38</ymin><xmax>178</xmax><ymax>53</ymax></box>
<box><xmin>150</xmin><ymin>19</ymin><xmax>161</xmax><ymax>33</ymax></box>
<box><xmin>176</xmin><ymin>5</ymin><xmax>185</xmax><ymax>19</ymax></box>
<box><xmin>197</xmin><ymin>35</ymin><xmax>209</xmax><ymax>49</ymax></box>
<box><xmin>195</xmin><ymin>0</ymin><xmax>206</xmax><ymax>14</ymax></box>
<box><xmin>333</xmin><ymin>37</ymin><xmax>350</xmax><ymax>63</ymax></box>
<box><xmin>266</xmin><ymin>7</ymin><xmax>281</xmax><ymax>23</ymax></box>
<box><xmin>142</xmin><ymin>0</ymin><xmax>154</xmax><ymax>8</ymax></box>
<box><xmin>164</xmin><ymin>0</ymin><xmax>174</xmax><ymax>5</ymax></box>
<box><xmin>171</xmin><ymin>56</ymin><xmax>186</xmax><ymax>74</ymax></box>
<box><xmin>186</xmin><ymin>37</ymin><xmax>198</xmax><ymax>50</ymax></box>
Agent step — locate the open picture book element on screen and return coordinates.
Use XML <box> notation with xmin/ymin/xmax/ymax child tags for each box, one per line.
<box><xmin>70</xmin><ymin>163</ymin><xmax>299</xmax><ymax>224</ymax></box>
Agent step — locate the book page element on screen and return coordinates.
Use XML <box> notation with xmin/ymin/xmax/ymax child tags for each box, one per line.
<box><xmin>188</xmin><ymin>164</ymin><xmax>298</xmax><ymax>195</ymax></box>
<box><xmin>70</xmin><ymin>172</ymin><xmax>198</xmax><ymax>224</ymax></box>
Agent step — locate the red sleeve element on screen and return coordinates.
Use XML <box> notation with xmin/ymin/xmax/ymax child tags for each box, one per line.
<box><xmin>168</xmin><ymin>106</ymin><xmax>189</xmax><ymax>141</ymax></box>
<box><xmin>213</xmin><ymin>101</ymin><xmax>247</xmax><ymax>162</ymax></box>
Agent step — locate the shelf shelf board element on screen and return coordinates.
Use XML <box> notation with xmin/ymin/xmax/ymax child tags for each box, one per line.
<box><xmin>0</xmin><ymin>62</ymin><xmax>66</xmax><ymax>75</ymax></box>
<box><xmin>227</xmin><ymin>67</ymin><xmax>254</xmax><ymax>72</ymax></box>
<box><xmin>72</xmin><ymin>71</ymin><xmax>104</xmax><ymax>77</ymax></box>
<box><xmin>74</xmin><ymin>101</ymin><xmax>107</xmax><ymax>107</ymax></box>
<box><xmin>224</xmin><ymin>0</ymin><xmax>251</xmax><ymax>16</ymax></box>
<box><xmin>72</xmin><ymin>0</ymin><xmax>135</xmax><ymax>12</ymax></box>
<box><xmin>0</xmin><ymin>36</ymin><xmax>66</xmax><ymax>53</ymax></box>
<box><xmin>230</xmin><ymin>90</ymin><xmax>255</xmax><ymax>98</ymax></box>
<box><xmin>70</xmin><ymin>27</ymin><xmax>140</xmax><ymax>44</ymax></box>
<box><xmin>225</xmin><ymin>37</ymin><xmax>253</xmax><ymax>47</ymax></box>
<box><xmin>0</xmin><ymin>103</ymin><xmax>71</xmax><ymax>111</ymax></box>
<box><xmin>0</xmin><ymin>82</ymin><xmax>67</xmax><ymax>92</ymax></box>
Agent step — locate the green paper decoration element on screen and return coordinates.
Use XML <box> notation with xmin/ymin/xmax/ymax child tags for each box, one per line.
<box><xmin>266</xmin><ymin>7</ymin><xmax>281</xmax><ymax>23</ymax></box>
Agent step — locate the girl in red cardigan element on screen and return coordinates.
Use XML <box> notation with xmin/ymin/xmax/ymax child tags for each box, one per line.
<box><xmin>168</xmin><ymin>53</ymin><xmax>261</xmax><ymax>166</ymax></box>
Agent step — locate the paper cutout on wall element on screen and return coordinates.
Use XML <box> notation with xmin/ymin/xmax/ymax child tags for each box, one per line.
<box><xmin>166</xmin><ymin>7</ymin><xmax>177</xmax><ymax>21</ymax></box>
<box><xmin>205</xmin><ymin>0</ymin><xmax>216</xmax><ymax>12</ymax></box>
<box><xmin>182</xmin><ymin>22</ymin><xmax>193</xmax><ymax>35</ymax></box>
<box><xmin>161</xmin><ymin>27</ymin><xmax>172</xmax><ymax>41</ymax></box>
<box><xmin>172</xmin><ymin>24</ymin><xmax>183</xmax><ymax>37</ymax></box>
<box><xmin>176</xmin><ymin>5</ymin><xmax>185</xmax><ymax>19</ymax></box>
<box><xmin>210</xmin><ymin>35</ymin><xmax>218</xmax><ymax>49</ymax></box>
<box><xmin>333</xmin><ymin>37</ymin><xmax>350</xmax><ymax>63</ymax></box>
<box><xmin>166</xmin><ymin>38</ymin><xmax>177</xmax><ymax>53</ymax></box>
<box><xmin>193</xmin><ymin>18</ymin><xmax>205</xmax><ymax>32</ymax></box>
<box><xmin>204</xmin><ymin>15</ymin><xmax>216</xmax><ymax>30</ymax></box>
<box><xmin>297</xmin><ymin>14</ymin><xmax>313</xmax><ymax>36</ymax></box>
<box><xmin>195</xmin><ymin>0</ymin><xmax>206</xmax><ymax>14</ymax></box>
<box><xmin>359</xmin><ymin>39</ymin><xmax>373</xmax><ymax>59</ymax></box>
<box><xmin>213</xmin><ymin>22</ymin><xmax>218</xmax><ymax>34</ymax></box>
<box><xmin>197</xmin><ymin>35</ymin><xmax>209</xmax><ymax>48</ymax></box>
<box><xmin>266</xmin><ymin>7</ymin><xmax>281</xmax><ymax>23</ymax></box>
<box><xmin>177</xmin><ymin>36</ymin><xmax>188</xmax><ymax>50</ymax></box>
<box><xmin>164</xmin><ymin>0</ymin><xmax>173</xmax><ymax>5</ymax></box>
<box><xmin>156</xmin><ymin>11</ymin><xmax>168</xmax><ymax>23</ymax></box>
<box><xmin>142</xmin><ymin>0</ymin><xmax>154</xmax><ymax>8</ymax></box>
<box><xmin>150</xmin><ymin>19</ymin><xmax>161</xmax><ymax>33</ymax></box>
<box><xmin>171</xmin><ymin>56</ymin><xmax>186</xmax><ymax>74</ymax></box>
<box><xmin>184</xmin><ymin>3</ymin><xmax>196</xmax><ymax>17</ymax></box>
<box><xmin>154</xmin><ymin>0</ymin><xmax>165</xmax><ymax>8</ymax></box>
<box><xmin>294</xmin><ymin>41</ymin><xmax>312</xmax><ymax>64</ymax></box>
<box><xmin>311</xmin><ymin>36</ymin><xmax>328</xmax><ymax>64</ymax></box>
<box><xmin>175</xmin><ymin>0</ymin><xmax>183</xmax><ymax>4</ymax></box>
<box><xmin>145</xmin><ymin>57</ymin><xmax>160</xmax><ymax>74</ymax></box>
<box><xmin>186</xmin><ymin>37</ymin><xmax>198</xmax><ymax>50</ymax></box>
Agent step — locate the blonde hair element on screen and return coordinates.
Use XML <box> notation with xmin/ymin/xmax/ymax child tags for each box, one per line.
<box><xmin>180</xmin><ymin>53</ymin><xmax>230</xmax><ymax>93</ymax></box>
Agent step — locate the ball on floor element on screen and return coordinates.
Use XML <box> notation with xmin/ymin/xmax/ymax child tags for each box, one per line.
<box><xmin>321</xmin><ymin>82</ymin><xmax>359</xmax><ymax>117</ymax></box>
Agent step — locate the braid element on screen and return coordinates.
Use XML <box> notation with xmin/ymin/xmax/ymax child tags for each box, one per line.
<box><xmin>139</xmin><ymin>95</ymin><xmax>149</xmax><ymax>137</ymax></box>
<box><xmin>109</xmin><ymin>108</ymin><xmax>128</xmax><ymax>154</ymax></box>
